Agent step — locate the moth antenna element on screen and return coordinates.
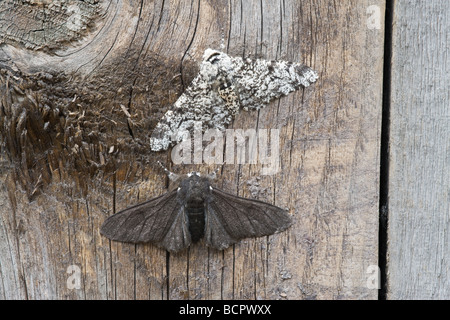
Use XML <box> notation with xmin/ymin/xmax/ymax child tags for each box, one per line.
<box><xmin>157</xmin><ymin>161</ymin><xmax>180</xmax><ymax>182</ymax></box>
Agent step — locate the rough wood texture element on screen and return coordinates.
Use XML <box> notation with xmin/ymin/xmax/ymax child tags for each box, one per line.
<box><xmin>0</xmin><ymin>0</ymin><xmax>384</xmax><ymax>299</ymax></box>
<box><xmin>387</xmin><ymin>0</ymin><xmax>450</xmax><ymax>300</ymax></box>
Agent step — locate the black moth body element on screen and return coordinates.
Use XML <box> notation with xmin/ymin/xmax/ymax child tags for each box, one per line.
<box><xmin>100</xmin><ymin>169</ymin><xmax>292</xmax><ymax>253</ymax></box>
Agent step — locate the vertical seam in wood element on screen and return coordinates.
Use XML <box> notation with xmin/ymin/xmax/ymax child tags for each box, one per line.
<box><xmin>220</xmin><ymin>250</ymin><xmax>225</xmax><ymax>300</ymax></box>
<box><xmin>253</xmin><ymin>241</ymin><xmax>257</xmax><ymax>299</ymax></box>
<box><xmin>207</xmin><ymin>247</ymin><xmax>210</xmax><ymax>299</ymax></box>
<box><xmin>133</xmin><ymin>244</ymin><xmax>137</xmax><ymax>300</ymax></box>
<box><xmin>165</xmin><ymin>251</ymin><xmax>170</xmax><ymax>300</ymax></box>
<box><xmin>110</xmin><ymin>171</ymin><xmax>117</xmax><ymax>299</ymax></box>
<box><xmin>259</xmin><ymin>0</ymin><xmax>264</xmax><ymax>54</ymax></box>
<box><xmin>186</xmin><ymin>248</ymin><xmax>190</xmax><ymax>299</ymax></box>
<box><xmin>379</xmin><ymin>0</ymin><xmax>394</xmax><ymax>301</ymax></box>
<box><xmin>278</xmin><ymin>0</ymin><xmax>283</xmax><ymax>59</ymax></box>
<box><xmin>232</xmin><ymin>245</ymin><xmax>235</xmax><ymax>299</ymax></box>
<box><xmin>156</xmin><ymin>0</ymin><xmax>166</xmax><ymax>32</ymax></box>
<box><xmin>227</xmin><ymin>0</ymin><xmax>232</xmax><ymax>53</ymax></box>
<box><xmin>180</xmin><ymin>0</ymin><xmax>201</xmax><ymax>90</ymax></box>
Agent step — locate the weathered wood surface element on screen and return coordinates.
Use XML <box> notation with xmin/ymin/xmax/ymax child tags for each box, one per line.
<box><xmin>0</xmin><ymin>0</ymin><xmax>384</xmax><ymax>299</ymax></box>
<box><xmin>387</xmin><ymin>0</ymin><xmax>450</xmax><ymax>300</ymax></box>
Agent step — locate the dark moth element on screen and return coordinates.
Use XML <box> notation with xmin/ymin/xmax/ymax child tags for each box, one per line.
<box><xmin>100</xmin><ymin>166</ymin><xmax>292</xmax><ymax>253</ymax></box>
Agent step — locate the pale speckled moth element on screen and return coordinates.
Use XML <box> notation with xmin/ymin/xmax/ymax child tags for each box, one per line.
<box><xmin>150</xmin><ymin>49</ymin><xmax>318</xmax><ymax>152</ymax></box>
<box><xmin>100</xmin><ymin>164</ymin><xmax>292</xmax><ymax>252</ymax></box>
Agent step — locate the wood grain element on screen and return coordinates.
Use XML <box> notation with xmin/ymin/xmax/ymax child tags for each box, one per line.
<box><xmin>387</xmin><ymin>0</ymin><xmax>450</xmax><ymax>300</ymax></box>
<box><xmin>0</xmin><ymin>0</ymin><xmax>384</xmax><ymax>299</ymax></box>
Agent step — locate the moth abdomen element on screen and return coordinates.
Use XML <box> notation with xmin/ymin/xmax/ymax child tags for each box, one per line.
<box><xmin>186</xmin><ymin>201</ymin><xmax>206</xmax><ymax>243</ymax></box>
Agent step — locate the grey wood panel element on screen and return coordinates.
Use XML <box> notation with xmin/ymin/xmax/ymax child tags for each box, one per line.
<box><xmin>387</xmin><ymin>0</ymin><xmax>450</xmax><ymax>300</ymax></box>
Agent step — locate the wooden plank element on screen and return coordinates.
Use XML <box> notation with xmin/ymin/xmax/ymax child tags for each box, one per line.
<box><xmin>166</xmin><ymin>0</ymin><xmax>385</xmax><ymax>300</ymax></box>
<box><xmin>387</xmin><ymin>0</ymin><xmax>450</xmax><ymax>300</ymax></box>
<box><xmin>0</xmin><ymin>0</ymin><xmax>384</xmax><ymax>300</ymax></box>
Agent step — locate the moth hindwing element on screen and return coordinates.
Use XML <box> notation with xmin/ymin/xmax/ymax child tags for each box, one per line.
<box><xmin>100</xmin><ymin>169</ymin><xmax>292</xmax><ymax>253</ymax></box>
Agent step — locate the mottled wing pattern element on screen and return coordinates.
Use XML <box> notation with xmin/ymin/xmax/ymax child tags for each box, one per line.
<box><xmin>150</xmin><ymin>49</ymin><xmax>318</xmax><ymax>152</ymax></box>
<box><xmin>204</xmin><ymin>187</ymin><xmax>292</xmax><ymax>250</ymax></box>
<box><xmin>217</xmin><ymin>81</ymin><xmax>240</xmax><ymax>116</ymax></box>
<box><xmin>100</xmin><ymin>190</ymin><xmax>191</xmax><ymax>253</ymax></box>
<box><xmin>236</xmin><ymin>59</ymin><xmax>319</xmax><ymax>111</ymax></box>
